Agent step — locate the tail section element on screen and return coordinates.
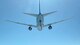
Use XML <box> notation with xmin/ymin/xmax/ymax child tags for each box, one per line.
<box><xmin>42</xmin><ymin>11</ymin><xmax>57</xmax><ymax>17</ymax></box>
<box><xmin>24</xmin><ymin>0</ymin><xmax>56</xmax><ymax>17</ymax></box>
<box><xmin>39</xmin><ymin>0</ymin><xmax>41</xmax><ymax>14</ymax></box>
<box><xmin>24</xmin><ymin>0</ymin><xmax>41</xmax><ymax>16</ymax></box>
<box><xmin>24</xmin><ymin>13</ymin><xmax>38</xmax><ymax>17</ymax></box>
<box><xmin>38</xmin><ymin>0</ymin><xmax>56</xmax><ymax>16</ymax></box>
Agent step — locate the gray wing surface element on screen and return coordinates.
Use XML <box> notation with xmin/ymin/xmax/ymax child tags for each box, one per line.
<box><xmin>6</xmin><ymin>20</ymin><xmax>37</xmax><ymax>27</ymax></box>
<box><xmin>44</xmin><ymin>18</ymin><xmax>71</xmax><ymax>27</ymax></box>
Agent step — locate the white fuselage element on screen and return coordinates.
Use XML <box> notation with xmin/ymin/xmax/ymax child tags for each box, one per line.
<box><xmin>36</xmin><ymin>14</ymin><xmax>44</xmax><ymax>31</ymax></box>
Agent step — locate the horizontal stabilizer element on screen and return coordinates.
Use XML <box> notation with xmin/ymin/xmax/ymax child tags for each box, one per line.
<box><xmin>42</xmin><ymin>11</ymin><xmax>57</xmax><ymax>16</ymax></box>
<box><xmin>24</xmin><ymin>13</ymin><xmax>38</xmax><ymax>17</ymax></box>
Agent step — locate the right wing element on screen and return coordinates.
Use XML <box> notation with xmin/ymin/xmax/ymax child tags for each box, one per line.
<box><xmin>44</xmin><ymin>18</ymin><xmax>71</xmax><ymax>27</ymax></box>
<box><xmin>24</xmin><ymin>13</ymin><xmax>38</xmax><ymax>17</ymax></box>
<box><xmin>6</xmin><ymin>20</ymin><xmax>37</xmax><ymax>27</ymax></box>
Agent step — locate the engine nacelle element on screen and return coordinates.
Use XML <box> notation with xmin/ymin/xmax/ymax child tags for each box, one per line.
<box><xmin>28</xmin><ymin>27</ymin><xmax>32</xmax><ymax>31</ymax></box>
<box><xmin>48</xmin><ymin>25</ymin><xmax>52</xmax><ymax>30</ymax></box>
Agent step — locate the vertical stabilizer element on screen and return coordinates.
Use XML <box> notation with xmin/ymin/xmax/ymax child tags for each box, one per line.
<box><xmin>39</xmin><ymin>0</ymin><xmax>41</xmax><ymax>14</ymax></box>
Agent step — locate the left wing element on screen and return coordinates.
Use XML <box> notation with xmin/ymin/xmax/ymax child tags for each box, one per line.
<box><xmin>6</xmin><ymin>20</ymin><xmax>37</xmax><ymax>27</ymax></box>
<box><xmin>44</xmin><ymin>18</ymin><xmax>71</xmax><ymax>27</ymax></box>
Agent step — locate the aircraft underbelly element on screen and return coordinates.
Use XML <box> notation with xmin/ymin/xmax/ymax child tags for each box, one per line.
<box><xmin>36</xmin><ymin>15</ymin><xmax>44</xmax><ymax>30</ymax></box>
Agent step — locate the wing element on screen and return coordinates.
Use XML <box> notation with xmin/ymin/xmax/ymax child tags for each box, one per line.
<box><xmin>42</xmin><ymin>11</ymin><xmax>57</xmax><ymax>17</ymax></box>
<box><xmin>44</xmin><ymin>18</ymin><xmax>71</xmax><ymax>27</ymax></box>
<box><xmin>6</xmin><ymin>20</ymin><xmax>37</xmax><ymax>27</ymax></box>
<box><xmin>24</xmin><ymin>13</ymin><xmax>38</xmax><ymax>17</ymax></box>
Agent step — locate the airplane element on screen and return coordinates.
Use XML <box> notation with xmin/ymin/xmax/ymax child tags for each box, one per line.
<box><xmin>7</xmin><ymin>0</ymin><xmax>71</xmax><ymax>31</ymax></box>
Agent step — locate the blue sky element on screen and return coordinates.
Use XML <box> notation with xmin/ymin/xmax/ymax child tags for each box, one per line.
<box><xmin>0</xmin><ymin>0</ymin><xmax>80</xmax><ymax>45</ymax></box>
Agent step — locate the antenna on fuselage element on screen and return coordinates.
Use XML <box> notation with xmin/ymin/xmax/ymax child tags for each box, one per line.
<box><xmin>39</xmin><ymin>0</ymin><xmax>41</xmax><ymax>14</ymax></box>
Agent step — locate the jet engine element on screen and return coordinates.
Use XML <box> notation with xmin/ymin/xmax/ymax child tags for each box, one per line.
<box><xmin>48</xmin><ymin>25</ymin><xmax>52</xmax><ymax>30</ymax></box>
<box><xmin>28</xmin><ymin>26</ymin><xmax>32</xmax><ymax>31</ymax></box>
